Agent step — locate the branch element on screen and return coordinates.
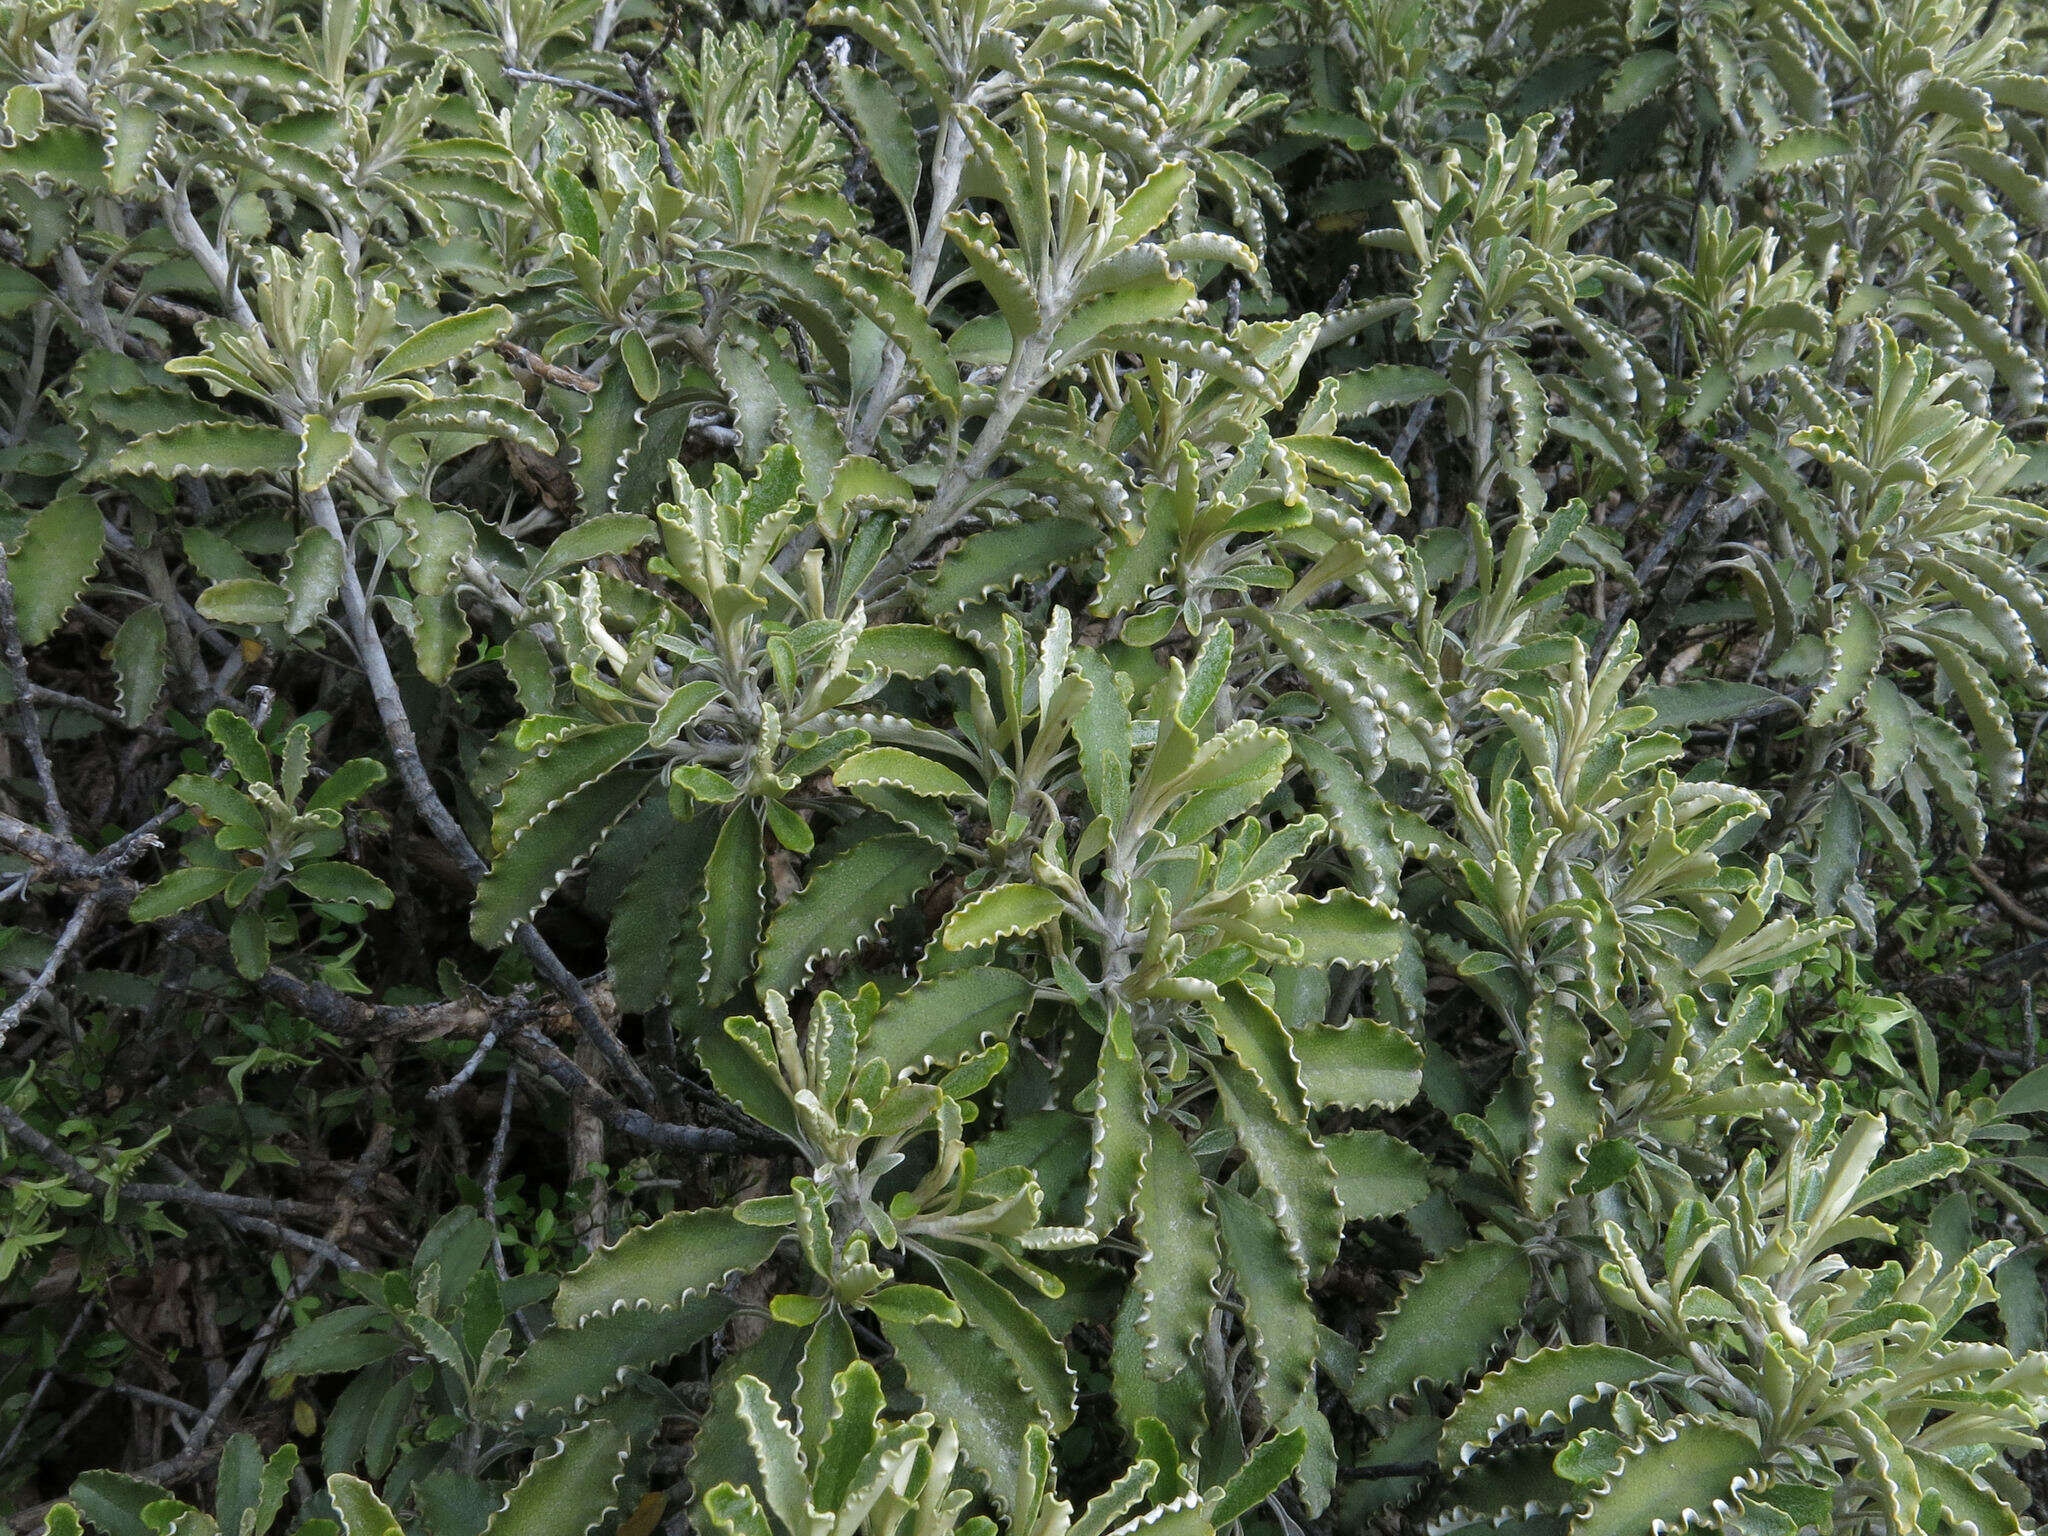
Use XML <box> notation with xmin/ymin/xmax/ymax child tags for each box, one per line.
<box><xmin>616</xmin><ymin>2</ymin><xmax>688</xmax><ymax>191</ymax></box>
<box><xmin>300</xmin><ymin>487</ymin><xmax>661</xmax><ymax>1107</ymax></box>
<box><xmin>0</xmin><ymin>540</ymin><xmax>72</xmax><ymax>840</ymax></box>
<box><xmin>0</xmin><ymin>1303</ymin><xmax>93</xmax><ymax>1472</ymax></box>
<box><xmin>0</xmin><ymin>1102</ymin><xmax>362</xmax><ymax>1270</ymax></box>
<box><xmin>502</xmin><ymin>65</ymin><xmax>638</xmax><ymax>111</ymax></box>
<box><xmin>1970</xmin><ymin>858</ymin><xmax>2048</xmax><ymax>937</ymax></box>
<box><xmin>512</xmin><ymin>1027</ymin><xmax>756</xmax><ymax>1151</ymax></box>
<box><xmin>0</xmin><ymin>892</ymin><xmax>101</xmax><ymax>1048</ymax></box>
<box><xmin>0</xmin><ymin>810</ymin><xmax>765</xmax><ymax>1152</ymax></box>
<box><xmin>0</xmin><ymin>809</ymin><xmax>557</xmax><ymax>1043</ymax></box>
<box><xmin>494</xmin><ymin>340</ymin><xmax>600</xmax><ymax>394</ymax></box>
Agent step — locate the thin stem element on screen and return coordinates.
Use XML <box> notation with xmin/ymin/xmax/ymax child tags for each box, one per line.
<box><xmin>0</xmin><ymin>894</ymin><xmax>100</xmax><ymax>1047</ymax></box>
<box><xmin>847</xmin><ymin>111</ymin><xmax>969</xmax><ymax>456</ymax></box>
<box><xmin>0</xmin><ymin>1303</ymin><xmax>93</xmax><ymax>1469</ymax></box>
<box><xmin>302</xmin><ymin>487</ymin><xmax>661</xmax><ymax>1109</ymax></box>
<box><xmin>0</xmin><ymin>541</ymin><xmax>70</xmax><ymax>839</ymax></box>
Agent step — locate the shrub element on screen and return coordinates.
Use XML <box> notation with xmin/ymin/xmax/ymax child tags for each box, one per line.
<box><xmin>4</xmin><ymin>0</ymin><xmax>2048</xmax><ymax>1532</ymax></box>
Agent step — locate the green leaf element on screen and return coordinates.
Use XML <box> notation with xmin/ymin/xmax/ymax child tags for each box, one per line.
<box><xmin>831</xmin><ymin>255</ymin><xmax>960</xmax><ymax>414</ymax></box>
<box><xmin>1604</xmin><ymin>49</ymin><xmax>1680</xmax><ymax>112</ymax></box>
<box><xmin>1052</xmin><ymin>278</ymin><xmax>1196</xmax><ymax>364</ymax></box>
<box><xmin>836</xmin><ymin>65</ymin><xmax>920</xmax><ymax>213</ymax></box>
<box><xmin>619</xmin><ymin>330</ymin><xmax>660</xmax><ymax>402</ymax></box>
<box><xmin>833</xmin><ymin>747</ymin><xmax>975</xmax><ymax>800</ymax></box>
<box><xmin>1439</xmin><ymin>1344</ymin><xmax>1667</xmax><ymax>1467</ymax></box>
<box><xmin>107</xmin><ymin>607</ymin><xmax>167</xmax><ymax>727</ymax></box>
<box><xmin>9</xmin><ymin>497</ymin><xmax>104</xmax><ymax>645</ymax></box>
<box><xmin>1278</xmin><ymin>434</ymin><xmax>1409</xmax><ymax>510</ymax></box>
<box><xmin>1759</xmin><ymin>127</ymin><xmax>1854</xmax><ymax>171</ymax></box>
<box><xmin>1636</xmin><ymin>680</ymin><xmax>1786</xmax><ymax>730</ymax></box>
<box><xmin>105</xmin><ymin>424</ymin><xmax>298</xmax><ymax>479</ymax></box>
<box><xmin>297</xmin><ymin>414</ymin><xmax>354</xmax><ymax>491</ymax></box>
<box><xmin>701</xmin><ymin>809</ymin><xmax>766</xmax><ymax>1006</ymax></box>
<box><xmin>567</xmin><ymin>366</ymin><xmax>643</xmax><ymax>516</ymax></box>
<box><xmin>1911</xmin><ymin>1452</ymin><xmax>2022</xmax><ymax>1536</ymax></box>
<box><xmin>470</xmin><ymin>769</ymin><xmax>652</xmax><ymax>946</ymax></box>
<box><xmin>68</xmin><ymin>1472</ymin><xmax>169</xmax><ymax>1536</ymax></box>
<box><xmin>880</xmin><ymin>1314</ymin><xmax>1039</xmax><ymax>1513</ymax></box>
<box><xmin>307</xmin><ymin>758</ymin><xmax>387</xmax><ymax>816</ymax></box>
<box><xmin>196</xmin><ymin>579</ymin><xmax>292</xmax><ymax>627</ymax></box>
<box><xmin>1108</xmin><ymin>163</ymin><xmax>1193</xmax><ymax>253</ymax></box>
<box><xmin>1351</xmin><ymin>1242</ymin><xmax>1532</xmax><ymax>1406</ymax></box>
<box><xmin>1294</xmin><ymin>1020</ymin><xmax>1423</xmax><ymax>1111</ymax></box>
<box><xmin>325</xmin><ymin>1476</ymin><xmax>402</xmax><ymax>1536</ymax></box>
<box><xmin>526</xmin><ymin>515</ymin><xmax>654</xmax><ymax>590</ymax></box>
<box><xmin>1286</xmin><ymin>892</ymin><xmax>1406</xmax><ymax>968</ymax></box>
<box><xmin>554</xmin><ymin>1209</ymin><xmax>782</xmax><ymax>1325</ymax></box>
<box><xmin>929</xmin><ymin>1254</ymin><xmax>1075</xmax><ymax>1431</ymax></box>
<box><xmin>282</xmin><ymin>527</ymin><xmax>344</xmax><ymax>633</ymax></box>
<box><xmin>867</xmin><ymin>967</ymin><xmax>1034</xmax><ymax>1076</ymax></box>
<box><xmin>1213</xmin><ymin>1429</ymin><xmax>1308</xmax><ymax>1526</ymax></box>
<box><xmin>128</xmin><ymin>865</ymin><xmax>237</xmax><ymax>922</ymax></box>
<box><xmin>1131</xmin><ymin>1125</ymin><xmax>1220</xmax><ymax>1376</ymax></box>
<box><xmin>286</xmin><ymin>861</ymin><xmax>394</xmax><ymax>909</ymax></box>
<box><xmin>1808</xmin><ymin>603</ymin><xmax>1882</xmax><ymax>727</ymax></box>
<box><xmin>230</xmin><ymin>905</ymin><xmax>269</xmax><ymax>977</ymax></box>
<box><xmin>1523</xmin><ymin>1003</ymin><xmax>1601</xmax><ymax>1217</ymax></box>
<box><xmin>262</xmin><ymin>1308</ymin><xmax>393</xmax><ymax>1378</ymax></box>
<box><xmin>369</xmin><ymin>305</ymin><xmax>515</xmax><ymax>385</ymax></box>
<box><xmin>1325</xmin><ymin>365</ymin><xmax>1448</xmax><ymax>419</ymax></box>
<box><xmin>942</xmin><ymin>884</ymin><xmax>1065</xmax><ymax>950</ymax></box>
<box><xmin>492</xmin><ymin>725</ymin><xmax>651</xmax><ymax>849</ymax></box>
<box><xmin>1085</xmin><ymin>1031</ymin><xmax>1149</xmax><ymax>1235</ymax></box>
<box><xmin>1569</xmin><ymin>1418</ymin><xmax>1758</xmax><ymax>1536</ymax></box>
<box><xmin>481</xmin><ymin>1418</ymin><xmax>632</xmax><ymax>1536</ymax></box>
<box><xmin>494</xmin><ymin>1297</ymin><xmax>734</xmax><ymax>1421</ymax></box>
<box><xmin>1215</xmin><ymin>1186</ymin><xmax>1318</xmax><ymax>1425</ymax></box>
<box><xmin>919</xmin><ymin>519</ymin><xmax>1100</xmax><ymax>612</ymax></box>
<box><xmin>390</xmin><ymin>397</ymin><xmax>557</xmax><ymax>455</ymax></box>
<box><xmin>0</xmin><ymin>124</ymin><xmax>106</xmax><ymax>189</ymax></box>
<box><xmin>955</xmin><ymin>228</ymin><xmax>1044</xmax><ymax>347</ymax></box>
<box><xmin>1847</xmin><ymin>1142</ymin><xmax>1969</xmax><ymax>1216</ymax></box>
<box><xmin>394</xmin><ymin>498</ymin><xmax>475</xmax><ymax>597</ymax></box>
<box><xmin>1205</xmin><ymin>984</ymin><xmax>1307</xmax><ymax>1121</ymax></box>
<box><xmin>756</xmin><ymin>835</ymin><xmax>945</xmax><ymax>997</ymax></box>
<box><xmin>1924</xmin><ymin>633</ymin><xmax>2023</xmax><ymax>804</ymax></box>
<box><xmin>1325</xmin><ymin>1130</ymin><xmax>1432</xmax><ymax>1223</ymax></box>
<box><xmin>1209</xmin><ymin>1055</ymin><xmax>1342</xmax><ymax>1275</ymax></box>
<box><xmin>850</xmin><ymin>624</ymin><xmax>981</xmax><ymax>679</ymax></box>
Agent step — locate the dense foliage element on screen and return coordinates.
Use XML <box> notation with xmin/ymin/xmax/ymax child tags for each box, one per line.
<box><xmin>7</xmin><ymin>0</ymin><xmax>2048</xmax><ymax>1530</ymax></box>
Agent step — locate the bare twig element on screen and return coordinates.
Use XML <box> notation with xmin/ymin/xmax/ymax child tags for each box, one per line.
<box><xmin>2</xmin><ymin>812</ymin><xmax>760</xmax><ymax>1152</ymax></box>
<box><xmin>0</xmin><ymin>893</ymin><xmax>101</xmax><ymax>1047</ymax></box>
<box><xmin>1970</xmin><ymin>859</ymin><xmax>2048</xmax><ymax>937</ymax></box>
<box><xmin>798</xmin><ymin>60</ymin><xmax>869</xmax><ymax>207</ymax></box>
<box><xmin>0</xmin><ymin>809</ymin><xmax>564</xmax><ymax>1043</ymax></box>
<box><xmin>299</xmin><ymin>488</ymin><xmax>662</xmax><ymax>1108</ymax></box>
<box><xmin>494</xmin><ymin>340</ymin><xmax>601</xmax><ymax>394</ymax></box>
<box><xmin>0</xmin><ymin>1303</ymin><xmax>93</xmax><ymax>1469</ymax></box>
<box><xmin>428</xmin><ymin>1029</ymin><xmax>500</xmax><ymax>1101</ymax></box>
<box><xmin>617</xmin><ymin>6</ymin><xmax>687</xmax><ymax>191</ymax></box>
<box><xmin>501</xmin><ymin>65</ymin><xmax>639</xmax><ymax>111</ymax></box>
<box><xmin>1323</xmin><ymin>263</ymin><xmax>1361</xmax><ymax>312</ymax></box>
<box><xmin>81</xmin><ymin>1121</ymin><xmax>403</xmax><ymax>1513</ymax></box>
<box><xmin>515</xmin><ymin>1027</ymin><xmax>750</xmax><ymax>1151</ymax></box>
<box><xmin>0</xmin><ymin>541</ymin><xmax>71</xmax><ymax>839</ymax></box>
<box><xmin>1390</xmin><ymin>396</ymin><xmax>1435</xmax><ymax>471</ymax></box>
<box><xmin>0</xmin><ymin>1102</ymin><xmax>361</xmax><ymax>1269</ymax></box>
<box><xmin>480</xmin><ymin>1067</ymin><xmax>535</xmax><ymax>1335</ymax></box>
<box><xmin>1593</xmin><ymin>456</ymin><xmax>1734</xmax><ymax>664</ymax></box>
